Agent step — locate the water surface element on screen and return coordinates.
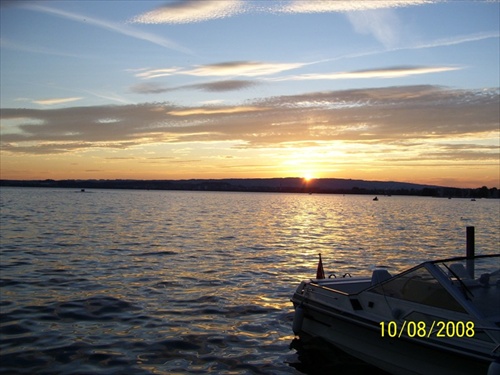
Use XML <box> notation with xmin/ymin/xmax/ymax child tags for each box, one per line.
<box><xmin>1</xmin><ymin>188</ymin><xmax>498</xmax><ymax>374</ymax></box>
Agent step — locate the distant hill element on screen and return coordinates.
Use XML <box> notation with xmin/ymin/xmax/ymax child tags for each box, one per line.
<box><xmin>1</xmin><ymin>178</ymin><xmax>498</xmax><ymax>198</ymax></box>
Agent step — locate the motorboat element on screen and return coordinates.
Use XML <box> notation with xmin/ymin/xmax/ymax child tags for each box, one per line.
<box><xmin>291</xmin><ymin>254</ymin><xmax>500</xmax><ymax>375</ymax></box>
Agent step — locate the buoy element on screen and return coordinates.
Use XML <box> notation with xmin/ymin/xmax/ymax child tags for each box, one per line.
<box><xmin>292</xmin><ymin>305</ymin><xmax>304</xmax><ymax>335</ymax></box>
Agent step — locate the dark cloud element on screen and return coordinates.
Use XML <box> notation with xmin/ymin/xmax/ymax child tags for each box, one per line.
<box><xmin>190</xmin><ymin>80</ymin><xmax>258</xmax><ymax>92</ymax></box>
<box><xmin>130</xmin><ymin>82</ymin><xmax>171</xmax><ymax>94</ymax></box>
<box><xmin>130</xmin><ymin>79</ymin><xmax>258</xmax><ymax>94</ymax></box>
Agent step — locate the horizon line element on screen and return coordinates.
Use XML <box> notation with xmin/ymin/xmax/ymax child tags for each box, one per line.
<box><xmin>0</xmin><ymin>177</ymin><xmax>498</xmax><ymax>190</ymax></box>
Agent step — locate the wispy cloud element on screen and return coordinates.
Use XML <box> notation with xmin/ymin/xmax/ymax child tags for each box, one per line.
<box><xmin>185</xmin><ymin>61</ymin><xmax>309</xmax><ymax>77</ymax></box>
<box><xmin>129</xmin><ymin>83</ymin><xmax>171</xmax><ymax>94</ymax></box>
<box><xmin>129</xmin><ymin>61</ymin><xmax>308</xmax><ymax>94</ymax></box>
<box><xmin>2</xmin><ymin>86</ymin><xmax>498</xmax><ymax>159</ymax></box>
<box><xmin>189</xmin><ymin>79</ymin><xmax>258</xmax><ymax>92</ymax></box>
<box><xmin>192</xmin><ymin>80</ymin><xmax>258</xmax><ymax>92</ymax></box>
<box><xmin>131</xmin><ymin>0</ymin><xmax>433</xmax><ymax>24</ymax></box>
<box><xmin>346</xmin><ymin>8</ymin><xmax>402</xmax><ymax>48</ymax></box>
<box><xmin>131</xmin><ymin>60</ymin><xmax>467</xmax><ymax>90</ymax></box>
<box><xmin>20</xmin><ymin>3</ymin><xmax>191</xmax><ymax>54</ymax></box>
<box><xmin>33</xmin><ymin>97</ymin><xmax>83</xmax><ymax>106</ymax></box>
<box><xmin>282</xmin><ymin>1</ymin><xmax>434</xmax><ymax>49</ymax></box>
<box><xmin>130</xmin><ymin>0</ymin><xmax>245</xmax><ymax>24</ymax></box>
<box><xmin>167</xmin><ymin>106</ymin><xmax>266</xmax><ymax>116</ymax></box>
<box><xmin>279</xmin><ymin>0</ymin><xmax>433</xmax><ymax>13</ymax></box>
<box><xmin>83</xmin><ymin>90</ymin><xmax>132</xmax><ymax>105</ymax></box>
<box><xmin>129</xmin><ymin>64</ymin><xmax>462</xmax><ymax>94</ymax></box>
<box><xmin>135</xmin><ymin>61</ymin><xmax>309</xmax><ymax>80</ymax></box>
<box><xmin>411</xmin><ymin>31</ymin><xmax>500</xmax><ymax>49</ymax></box>
<box><xmin>270</xmin><ymin>65</ymin><xmax>462</xmax><ymax>81</ymax></box>
<box><xmin>135</xmin><ymin>68</ymin><xmax>181</xmax><ymax>79</ymax></box>
<box><xmin>130</xmin><ymin>80</ymin><xmax>258</xmax><ymax>94</ymax></box>
<box><xmin>0</xmin><ymin>37</ymin><xmax>90</xmax><ymax>58</ymax></box>
<box><xmin>128</xmin><ymin>0</ymin><xmax>497</xmax><ymax>55</ymax></box>
<box><xmin>295</xmin><ymin>32</ymin><xmax>499</xmax><ymax>68</ymax></box>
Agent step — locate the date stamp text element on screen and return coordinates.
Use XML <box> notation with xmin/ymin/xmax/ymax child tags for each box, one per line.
<box><xmin>380</xmin><ymin>321</ymin><xmax>475</xmax><ymax>338</ymax></box>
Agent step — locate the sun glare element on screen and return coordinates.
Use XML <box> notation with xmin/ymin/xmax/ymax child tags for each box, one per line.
<box><xmin>303</xmin><ymin>172</ymin><xmax>314</xmax><ymax>181</ymax></box>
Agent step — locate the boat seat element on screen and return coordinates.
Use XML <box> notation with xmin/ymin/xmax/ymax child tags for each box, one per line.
<box><xmin>371</xmin><ymin>269</ymin><xmax>392</xmax><ymax>286</ymax></box>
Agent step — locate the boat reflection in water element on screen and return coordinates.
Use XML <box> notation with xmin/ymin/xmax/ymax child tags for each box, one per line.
<box><xmin>291</xmin><ymin>254</ymin><xmax>500</xmax><ymax>375</ymax></box>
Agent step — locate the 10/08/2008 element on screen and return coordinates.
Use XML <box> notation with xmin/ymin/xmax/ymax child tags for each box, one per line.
<box><xmin>380</xmin><ymin>321</ymin><xmax>475</xmax><ymax>338</ymax></box>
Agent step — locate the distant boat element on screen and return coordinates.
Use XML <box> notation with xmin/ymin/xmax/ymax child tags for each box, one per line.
<box><xmin>80</xmin><ymin>188</ymin><xmax>85</xmax><ymax>192</ymax></box>
<box><xmin>471</xmin><ymin>198</ymin><xmax>476</xmax><ymax>201</ymax></box>
<box><xmin>373</xmin><ymin>196</ymin><xmax>378</xmax><ymax>201</ymax></box>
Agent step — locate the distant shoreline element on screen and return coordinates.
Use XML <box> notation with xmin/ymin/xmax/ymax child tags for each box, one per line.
<box><xmin>1</xmin><ymin>178</ymin><xmax>498</xmax><ymax>198</ymax></box>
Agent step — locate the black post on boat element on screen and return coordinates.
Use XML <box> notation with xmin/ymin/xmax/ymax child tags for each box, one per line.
<box><xmin>466</xmin><ymin>226</ymin><xmax>475</xmax><ymax>278</ymax></box>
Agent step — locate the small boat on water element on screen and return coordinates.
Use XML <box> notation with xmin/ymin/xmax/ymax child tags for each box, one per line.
<box><xmin>291</xmin><ymin>254</ymin><xmax>500</xmax><ymax>375</ymax></box>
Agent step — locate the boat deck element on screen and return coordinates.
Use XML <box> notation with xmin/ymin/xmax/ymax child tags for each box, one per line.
<box><xmin>312</xmin><ymin>278</ymin><xmax>372</xmax><ymax>295</ymax></box>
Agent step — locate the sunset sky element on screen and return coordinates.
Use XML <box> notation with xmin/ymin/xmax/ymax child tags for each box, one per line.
<box><xmin>1</xmin><ymin>0</ymin><xmax>499</xmax><ymax>188</ymax></box>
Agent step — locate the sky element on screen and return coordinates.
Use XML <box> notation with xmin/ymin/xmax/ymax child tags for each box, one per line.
<box><xmin>1</xmin><ymin>0</ymin><xmax>499</xmax><ymax>188</ymax></box>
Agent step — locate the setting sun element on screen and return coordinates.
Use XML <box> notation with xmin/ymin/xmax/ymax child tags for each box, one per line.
<box><xmin>303</xmin><ymin>172</ymin><xmax>314</xmax><ymax>182</ymax></box>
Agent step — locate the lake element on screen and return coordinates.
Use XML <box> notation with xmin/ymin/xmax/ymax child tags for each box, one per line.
<box><xmin>1</xmin><ymin>187</ymin><xmax>498</xmax><ymax>374</ymax></box>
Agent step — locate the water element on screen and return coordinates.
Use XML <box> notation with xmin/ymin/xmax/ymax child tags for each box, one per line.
<box><xmin>1</xmin><ymin>187</ymin><xmax>498</xmax><ymax>374</ymax></box>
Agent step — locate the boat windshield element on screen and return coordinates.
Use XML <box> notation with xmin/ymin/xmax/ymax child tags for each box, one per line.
<box><xmin>369</xmin><ymin>255</ymin><xmax>500</xmax><ymax>317</ymax></box>
<box><xmin>370</xmin><ymin>264</ymin><xmax>467</xmax><ymax>312</ymax></box>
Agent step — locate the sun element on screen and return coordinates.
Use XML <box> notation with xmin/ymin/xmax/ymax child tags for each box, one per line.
<box><xmin>303</xmin><ymin>171</ymin><xmax>314</xmax><ymax>182</ymax></box>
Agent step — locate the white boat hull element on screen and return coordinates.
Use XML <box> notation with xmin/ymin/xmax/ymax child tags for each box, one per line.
<box><xmin>291</xmin><ymin>254</ymin><xmax>500</xmax><ymax>375</ymax></box>
<box><xmin>297</xmin><ymin>305</ymin><xmax>490</xmax><ymax>375</ymax></box>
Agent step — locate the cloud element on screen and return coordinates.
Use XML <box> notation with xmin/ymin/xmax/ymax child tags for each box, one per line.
<box><xmin>346</xmin><ymin>9</ymin><xmax>402</xmax><ymax>48</ymax></box>
<box><xmin>130</xmin><ymin>0</ymin><xmax>245</xmax><ymax>24</ymax></box>
<box><xmin>135</xmin><ymin>68</ymin><xmax>181</xmax><ymax>80</ymax></box>
<box><xmin>167</xmin><ymin>106</ymin><xmax>266</xmax><ymax>116</ymax></box>
<box><xmin>0</xmin><ymin>37</ymin><xmax>90</xmax><ymax>58</ymax></box>
<box><xmin>33</xmin><ymin>97</ymin><xmax>84</xmax><ymax>106</ymax></box>
<box><xmin>185</xmin><ymin>61</ymin><xmax>309</xmax><ymax>77</ymax></box>
<box><xmin>129</xmin><ymin>61</ymin><xmax>303</xmax><ymax>94</ymax></box>
<box><xmin>282</xmin><ymin>1</ymin><xmax>433</xmax><ymax>49</ymax></box>
<box><xmin>20</xmin><ymin>3</ymin><xmax>191</xmax><ymax>53</ymax></box>
<box><xmin>130</xmin><ymin>80</ymin><xmax>258</xmax><ymax>94</ymax></box>
<box><xmin>271</xmin><ymin>65</ymin><xmax>462</xmax><ymax>81</ymax></box>
<box><xmin>130</xmin><ymin>83</ymin><xmax>171</xmax><ymax>94</ymax></box>
<box><xmin>133</xmin><ymin>62</ymin><xmax>464</xmax><ymax>89</ymax></box>
<box><xmin>293</xmin><ymin>32</ymin><xmax>500</xmax><ymax>67</ymax></box>
<box><xmin>130</xmin><ymin>0</ymin><xmax>432</xmax><ymax>24</ymax></box>
<box><xmin>382</xmin><ymin>143</ymin><xmax>500</xmax><ymax>163</ymax></box>
<box><xmin>190</xmin><ymin>80</ymin><xmax>258</xmax><ymax>92</ymax></box>
<box><xmin>280</xmin><ymin>0</ymin><xmax>432</xmax><ymax>13</ymax></box>
<box><xmin>411</xmin><ymin>31</ymin><xmax>500</xmax><ymax>49</ymax></box>
<box><xmin>1</xmin><ymin>86</ymin><xmax>498</xmax><ymax>157</ymax></box>
<box><xmin>135</xmin><ymin>61</ymin><xmax>308</xmax><ymax>80</ymax></box>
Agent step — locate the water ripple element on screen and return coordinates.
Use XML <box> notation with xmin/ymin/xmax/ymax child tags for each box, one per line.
<box><xmin>0</xmin><ymin>188</ymin><xmax>498</xmax><ymax>374</ymax></box>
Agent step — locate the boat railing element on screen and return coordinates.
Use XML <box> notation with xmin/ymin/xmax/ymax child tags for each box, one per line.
<box><xmin>310</xmin><ymin>277</ymin><xmax>373</xmax><ymax>295</ymax></box>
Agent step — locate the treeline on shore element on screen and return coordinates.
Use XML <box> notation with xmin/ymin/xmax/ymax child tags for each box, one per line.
<box><xmin>1</xmin><ymin>178</ymin><xmax>498</xmax><ymax>198</ymax></box>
